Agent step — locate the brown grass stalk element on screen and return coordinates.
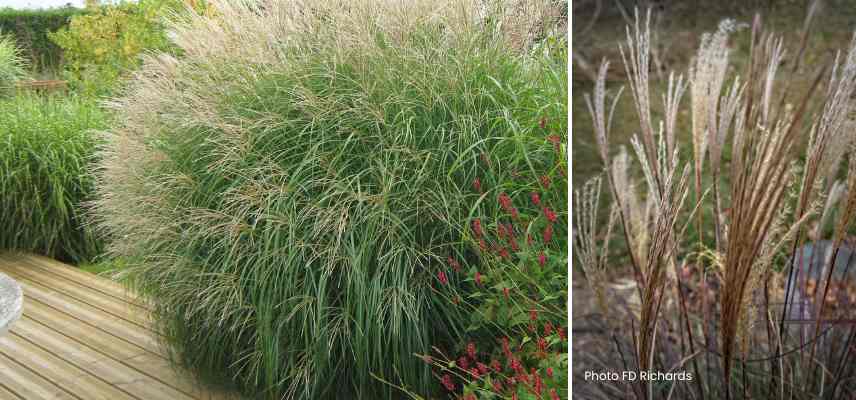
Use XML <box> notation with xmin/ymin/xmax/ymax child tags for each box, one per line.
<box><xmin>575</xmin><ymin>8</ymin><xmax>856</xmax><ymax>399</ymax></box>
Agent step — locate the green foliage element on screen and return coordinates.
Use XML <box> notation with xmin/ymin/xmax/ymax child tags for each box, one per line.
<box><xmin>92</xmin><ymin>1</ymin><xmax>564</xmax><ymax>399</ymax></box>
<box><xmin>425</xmin><ymin>39</ymin><xmax>569</xmax><ymax>395</ymax></box>
<box><xmin>0</xmin><ymin>7</ymin><xmax>84</xmax><ymax>72</ymax></box>
<box><xmin>0</xmin><ymin>94</ymin><xmax>107</xmax><ymax>263</ymax></box>
<box><xmin>0</xmin><ymin>32</ymin><xmax>27</xmax><ymax>90</ymax></box>
<box><xmin>48</xmin><ymin>1</ymin><xmax>179</xmax><ymax>95</ymax></box>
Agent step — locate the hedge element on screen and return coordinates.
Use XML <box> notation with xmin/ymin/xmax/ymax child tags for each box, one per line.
<box><xmin>0</xmin><ymin>7</ymin><xmax>86</xmax><ymax>72</ymax></box>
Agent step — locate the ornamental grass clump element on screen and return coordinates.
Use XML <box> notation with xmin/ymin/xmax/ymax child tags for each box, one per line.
<box><xmin>576</xmin><ymin>9</ymin><xmax>856</xmax><ymax>400</ymax></box>
<box><xmin>0</xmin><ymin>94</ymin><xmax>106</xmax><ymax>263</ymax></box>
<box><xmin>0</xmin><ymin>32</ymin><xmax>26</xmax><ymax>90</ymax></box>
<box><xmin>91</xmin><ymin>0</ymin><xmax>562</xmax><ymax>398</ymax></box>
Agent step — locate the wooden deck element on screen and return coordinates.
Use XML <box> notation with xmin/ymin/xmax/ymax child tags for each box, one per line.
<box><xmin>0</xmin><ymin>253</ymin><xmax>238</xmax><ymax>400</ymax></box>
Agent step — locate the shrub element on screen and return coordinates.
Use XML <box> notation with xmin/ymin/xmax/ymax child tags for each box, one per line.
<box><xmin>0</xmin><ymin>7</ymin><xmax>84</xmax><ymax>72</ymax></box>
<box><xmin>91</xmin><ymin>0</ymin><xmax>562</xmax><ymax>398</ymax></box>
<box><xmin>0</xmin><ymin>32</ymin><xmax>27</xmax><ymax>90</ymax></box>
<box><xmin>0</xmin><ymin>94</ymin><xmax>107</xmax><ymax>263</ymax></box>
<box><xmin>576</xmin><ymin>11</ymin><xmax>856</xmax><ymax>399</ymax></box>
<box><xmin>48</xmin><ymin>1</ymin><xmax>189</xmax><ymax>95</ymax></box>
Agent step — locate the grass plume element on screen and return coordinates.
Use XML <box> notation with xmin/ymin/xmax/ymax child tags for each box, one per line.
<box><xmin>576</xmin><ymin>8</ymin><xmax>856</xmax><ymax>399</ymax></box>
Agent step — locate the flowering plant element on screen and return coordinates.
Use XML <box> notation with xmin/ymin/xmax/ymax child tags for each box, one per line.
<box><xmin>427</xmin><ymin>117</ymin><xmax>568</xmax><ymax>400</ymax></box>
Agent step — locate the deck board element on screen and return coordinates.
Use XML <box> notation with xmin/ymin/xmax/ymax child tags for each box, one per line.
<box><xmin>4</xmin><ymin>272</ymin><xmax>164</xmax><ymax>355</ymax></box>
<box><xmin>1</xmin><ymin>259</ymin><xmax>152</xmax><ymax>328</ymax></box>
<box><xmin>17</xmin><ymin>254</ymin><xmax>150</xmax><ymax>311</ymax></box>
<box><xmin>0</xmin><ymin>252</ymin><xmax>237</xmax><ymax>400</ymax></box>
<box><xmin>0</xmin><ymin>382</ymin><xmax>25</xmax><ymax>400</ymax></box>
<box><xmin>0</xmin><ymin>350</ymin><xmax>74</xmax><ymax>400</ymax></box>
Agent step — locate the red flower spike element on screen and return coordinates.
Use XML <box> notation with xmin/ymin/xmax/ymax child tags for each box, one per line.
<box><xmin>497</xmin><ymin>224</ymin><xmax>507</xmax><ymax>239</ymax></box>
<box><xmin>441</xmin><ymin>374</ymin><xmax>455</xmax><ymax>391</ymax></box>
<box><xmin>534</xmin><ymin>374</ymin><xmax>544</xmax><ymax>396</ymax></box>
<box><xmin>544</xmin><ymin>321</ymin><xmax>553</xmax><ymax>336</ymax></box>
<box><xmin>491</xmin><ymin>359</ymin><xmax>502</xmax><ymax>372</ymax></box>
<box><xmin>543</xmin><ymin>207</ymin><xmax>557</xmax><ymax>223</ymax></box>
<box><xmin>492</xmin><ymin>380</ymin><xmax>503</xmax><ymax>393</ymax></box>
<box><xmin>471</xmin><ymin>219</ymin><xmax>483</xmax><ymax>238</ymax></box>
<box><xmin>503</xmin><ymin>287</ymin><xmax>510</xmax><ymax>299</ymax></box>
<box><xmin>475</xmin><ymin>271</ymin><xmax>482</xmax><ymax>286</ymax></box>
<box><xmin>470</xmin><ymin>367</ymin><xmax>480</xmax><ymax>378</ymax></box>
<box><xmin>540</xmin><ymin>175</ymin><xmax>551</xmax><ymax>189</ymax></box>
<box><xmin>538</xmin><ymin>337</ymin><xmax>548</xmax><ymax>353</ymax></box>
<box><xmin>499</xmin><ymin>248</ymin><xmax>510</xmax><ymax>259</ymax></box>
<box><xmin>458</xmin><ymin>356</ymin><xmax>469</xmax><ymax>370</ymax></box>
<box><xmin>510</xmin><ymin>239</ymin><xmax>519</xmax><ymax>252</ymax></box>
<box><xmin>473</xmin><ymin>178</ymin><xmax>482</xmax><ymax>193</ymax></box>
<box><xmin>543</xmin><ymin>224</ymin><xmax>553</xmax><ymax>243</ymax></box>
<box><xmin>538</xmin><ymin>252</ymin><xmax>546</xmax><ymax>267</ymax></box>
<box><xmin>547</xmin><ymin>134</ymin><xmax>562</xmax><ymax>152</ymax></box>
<box><xmin>437</xmin><ymin>271</ymin><xmax>448</xmax><ymax>285</ymax></box>
<box><xmin>550</xmin><ymin>389</ymin><xmax>560</xmax><ymax>400</ymax></box>
<box><xmin>477</xmin><ymin>362</ymin><xmax>488</xmax><ymax>375</ymax></box>
<box><xmin>530</xmin><ymin>309</ymin><xmax>538</xmax><ymax>322</ymax></box>
<box><xmin>479</xmin><ymin>238</ymin><xmax>489</xmax><ymax>253</ymax></box>
<box><xmin>511</xmin><ymin>207</ymin><xmax>519</xmax><ymax>219</ymax></box>
<box><xmin>505</xmin><ymin>223</ymin><xmax>515</xmax><ymax>238</ymax></box>
<box><xmin>531</xmin><ymin>192</ymin><xmax>541</xmax><ymax>206</ymax></box>
<box><xmin>547</xmin><ymin>367</ymin><xmax>554</xmax><ymax>378</ymax></box>
<box><xmin>558</xmin><ymin>327</ymin><xmax>566</xmax><ymax>341</ymax></box>
<box><xmin>539</xmin><ymin>118</ymin><xmax>547</xmax><ymax>130</ymax></box>
<box><xmin>467</xmin><ymin>342</ymin><xmax>477</xmax><ymax>359</ymax></box>
<box><xmin>502</xmin><ymin>337</ymin><xmax>511</xmax><ymax>357</ymax></box>
<box><xmin>447</xmin><ymin>257</ymin><xmax>461</xmax><ymax>272</ymax></box>
<box><xmin>510</xmin><ymin>358</ymin><xmax>523</xmax><ymax>373</ymax></box>
<box><xmin>499</xmin><ymin>193</ymin><xmax>513</xmax><ymax>212</ymax></box>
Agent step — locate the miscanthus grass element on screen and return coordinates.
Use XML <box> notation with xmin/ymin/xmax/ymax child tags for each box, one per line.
<box><xmin>0</xmin><ymin>94</ymin><xmax>106</xmax><ymax>263</ymax></box>
<box><xmin>576</xmin><ymin>8</ymin><xmax>856</xmax><ymax>400</ymax></box>
<box><xmin>0</xmin><ymin>32</ymin><xmax>26</xmax><ymax>91</ymax></box>
<box><xmin>90</xmin><ymin>0</ymin><xmax>563</xmax><ymax>398</ymax></box>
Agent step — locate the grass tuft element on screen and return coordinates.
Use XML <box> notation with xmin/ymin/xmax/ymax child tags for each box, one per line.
<box><xmin>91</xmin><ymin>0</ymin><xmax>564</xmax><ymax>398</ymax></box>
<box><xmin>0</xmin><ymin>94</ymin><xmax>106</xmax><ymax>263</ymax></box>
<box><xmin>0</xmin><ymin>32</ymin><xmax>26</xmax><ymax>90</ymax></box>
